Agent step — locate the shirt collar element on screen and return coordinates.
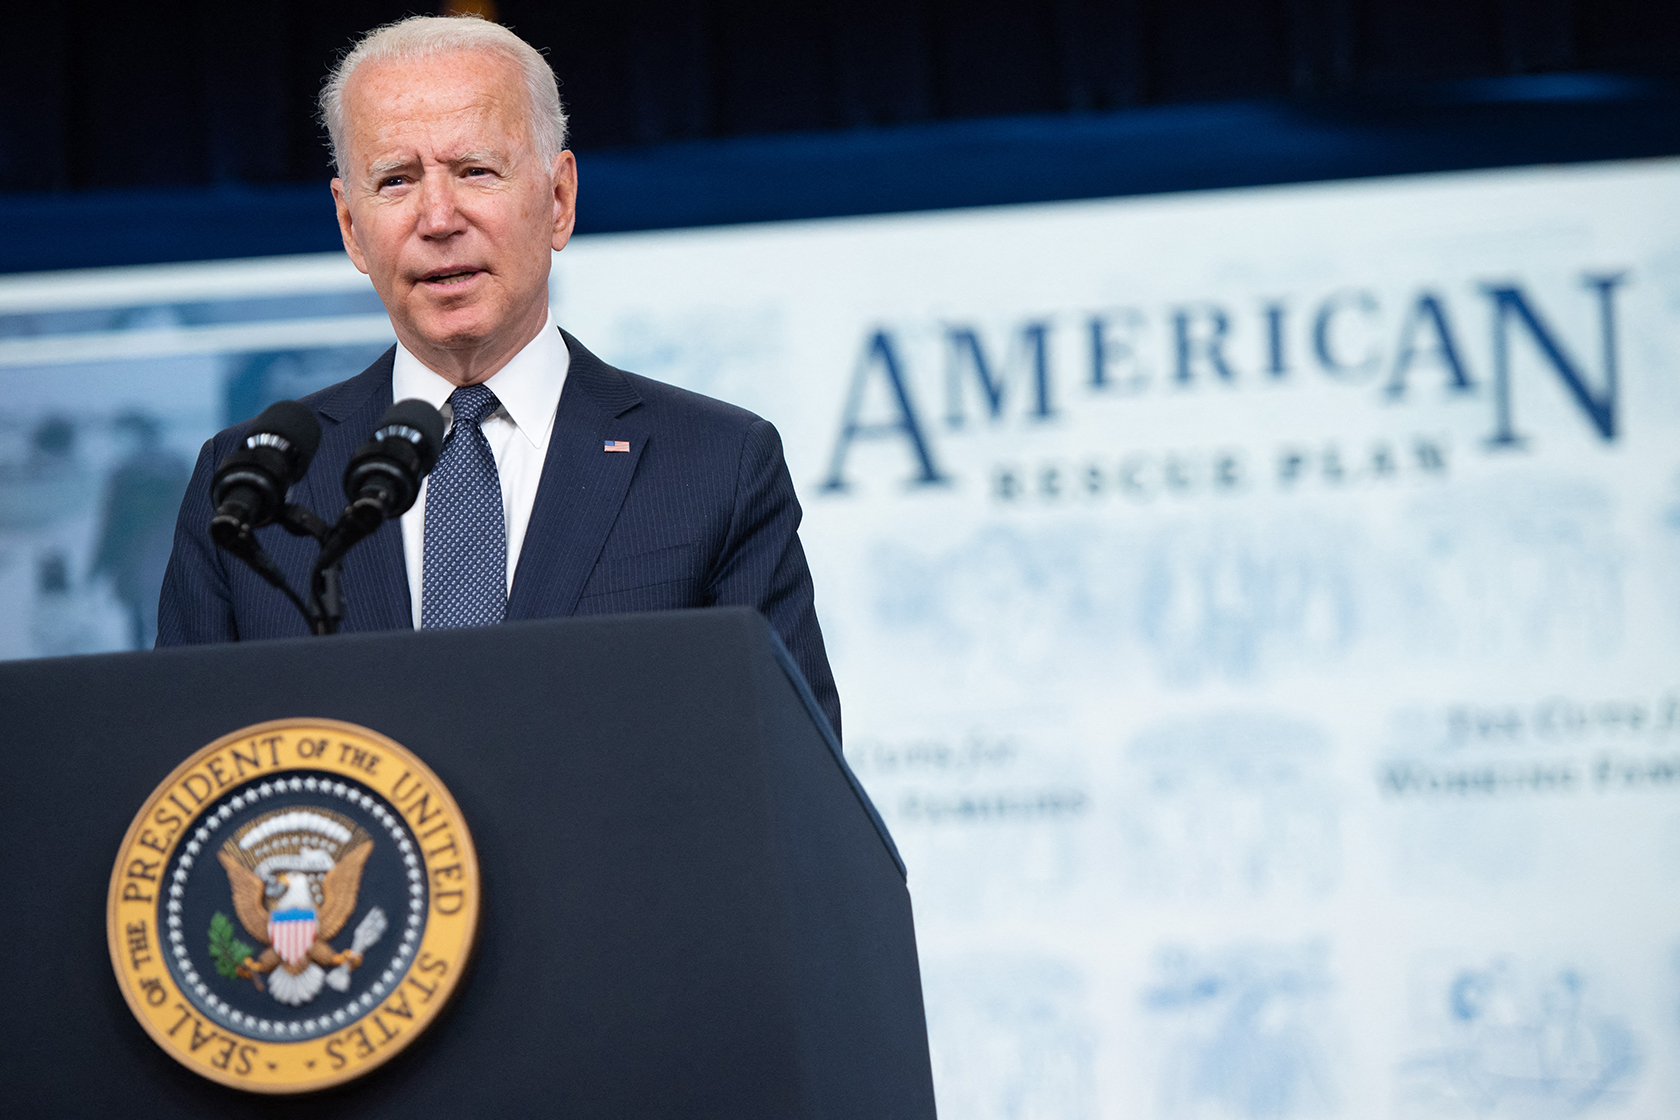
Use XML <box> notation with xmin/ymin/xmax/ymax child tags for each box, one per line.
<box><xmin>390</xmin><ymin>309</ymin><xmax>569</xmax><ymax>451</ymax></box>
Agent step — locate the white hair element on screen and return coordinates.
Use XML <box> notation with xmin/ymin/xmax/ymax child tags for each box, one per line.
<box><xmin>319</xmin><ymin>15</ymin><xmax>568</xmax><ymax>178</ymax></box>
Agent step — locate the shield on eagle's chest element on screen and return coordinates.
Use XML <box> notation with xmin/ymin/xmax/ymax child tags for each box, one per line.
<box><xmin>269</xmin><ymin>908</ymin><xmax>318</xmax><ymax>967</ymax></box>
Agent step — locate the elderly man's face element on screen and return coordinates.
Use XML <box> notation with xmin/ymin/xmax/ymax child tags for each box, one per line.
<box><xmin>331</xmin><ymin>51</ymin><xmax>576</xmax><ymax>382</ymax></box>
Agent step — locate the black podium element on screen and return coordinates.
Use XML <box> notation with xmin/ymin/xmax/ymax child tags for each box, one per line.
<box><xmin>0</xmin><ymin>607</ymin><xmax>935</xmax><ymax>1119</ymax></box>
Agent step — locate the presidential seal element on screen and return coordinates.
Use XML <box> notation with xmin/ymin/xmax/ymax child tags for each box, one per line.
<box><xmin>107</xmin><ymin>718</ymin><xmax>479</xmax><ymax>1093</ymax></box>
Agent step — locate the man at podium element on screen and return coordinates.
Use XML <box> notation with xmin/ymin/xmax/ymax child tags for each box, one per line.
<box><xmin>156</xmin><ymin>15</ymin><xmax>841</xmax><ymax>739</ymax></box>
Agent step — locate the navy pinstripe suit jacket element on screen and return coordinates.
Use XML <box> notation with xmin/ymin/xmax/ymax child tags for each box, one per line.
<box><xmin>156</xmin><ymin>329</ymin><xmax>841</xmax><ymax>740</ymax></box>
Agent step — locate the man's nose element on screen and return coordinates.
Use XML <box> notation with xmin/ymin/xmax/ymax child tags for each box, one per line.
<box><xmin>416</xmin><ymin>175</ymin><xmax>466</xmax><ymax>238</ymax></box>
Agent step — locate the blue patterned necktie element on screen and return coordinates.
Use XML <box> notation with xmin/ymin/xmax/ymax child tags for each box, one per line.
<box><xmin>421</xmin><ymin>384</ymin><xmax>507</xmax><ymax>629</ymax></box>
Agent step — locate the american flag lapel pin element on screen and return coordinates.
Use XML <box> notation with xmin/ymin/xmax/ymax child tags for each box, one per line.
<box><xmin>604</xmin><ymin>439</ymin><xmax>631</xmax><ymax>452</ymax></box>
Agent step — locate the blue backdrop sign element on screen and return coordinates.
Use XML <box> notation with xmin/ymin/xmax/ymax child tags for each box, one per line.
<box><xmin>554</xmin><ymin>158</ymin><xmax>1680</xmax><ymax>1120</ymax></box>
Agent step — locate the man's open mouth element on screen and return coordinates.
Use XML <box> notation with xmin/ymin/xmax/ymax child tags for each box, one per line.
<box><xmin>418</xmin><ymin>268</ymin><xmax>482</xmax><ymax>286</ymax></box>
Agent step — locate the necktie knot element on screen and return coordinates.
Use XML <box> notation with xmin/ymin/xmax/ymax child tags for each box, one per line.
<box><xmin>449</xmin><ymin>384</ymin><xmax>501</xmax><ymax>429</ymax></box>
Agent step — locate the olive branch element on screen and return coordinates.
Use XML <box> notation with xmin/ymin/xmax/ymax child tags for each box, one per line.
<box><xmin>208</xmin><ymin>911</ymin><xmax>253</xmax><ymax>980</ymax></box>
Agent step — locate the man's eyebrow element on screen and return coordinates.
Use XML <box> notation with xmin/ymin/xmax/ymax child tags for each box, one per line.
<box><xmin>362</xmin><ymin>150</ymin><xmax>511</xmax><ymax>180</ymax></box>
<box><xmin>367</xmin><ymin>157</ymin><xmax>416</xmax><ymax>179</ymax></box>
<box><xmin>448</xmin><ymin>149</ymin><xmax>509</xmax><ymax>168</ymax></box>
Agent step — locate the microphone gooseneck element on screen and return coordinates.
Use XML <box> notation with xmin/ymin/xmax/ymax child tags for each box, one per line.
<box><xmin>309</xmin><ymin>398</ymin><xmax>445</xmax><ymax>634</ymax></box>
<box><xmin>318</xmin><ymin>399</ymin><xmax>447</xmax><ymax>572</ymax></box>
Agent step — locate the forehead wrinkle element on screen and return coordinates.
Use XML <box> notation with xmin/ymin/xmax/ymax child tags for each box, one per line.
<box><xmin>351</xmin><ymin>99</ymin><xmax>529</xmax><ymax>179</ymax></box>
<box><xmin>347</xmin><ymin>53</ymin><xmax>537</xmax><ymax>167</ymax></box>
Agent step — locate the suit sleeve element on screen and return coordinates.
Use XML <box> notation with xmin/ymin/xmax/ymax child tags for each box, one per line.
<box><xmin>706</xmin><ymin>418</ymin><xmax>842</xmax><ymax>743</ymax></box>
<box><xmin>155</xmin><ymin>437</ymin><xmax>239</xmax><ymax>646</ymax></box>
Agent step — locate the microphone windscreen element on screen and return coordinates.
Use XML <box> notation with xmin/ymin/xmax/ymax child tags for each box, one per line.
<box><xmin>379</xmin><ymin>399</ymin><xmax>447</xmax><ymax>474</ymax></box>
<box><xmin>249</xmin><ymin>399</ymin><xmax>322</xmax><ymax>480</ymax></box>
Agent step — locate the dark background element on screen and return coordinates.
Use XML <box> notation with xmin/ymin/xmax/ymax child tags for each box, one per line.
<box><xmin>3</xmin><ymin>1</ymin><xmax>1680</xmax><ymax>270</ymax></box>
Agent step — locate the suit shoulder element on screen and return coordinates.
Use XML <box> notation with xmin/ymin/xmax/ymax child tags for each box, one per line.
<box><xmin>563</xmin><ymin>328</ymin><xmax>769</xmax><ymax>438</ymax></box>
<box><xmin>619</xmin><ymin>370</ymin><xmax>769</xmax><ymax>436</ymax></box>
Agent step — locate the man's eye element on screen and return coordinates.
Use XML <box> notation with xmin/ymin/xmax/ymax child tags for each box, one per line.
<box><xmin>465</xmin><ymin>167</ymin><xmax>491</xmax><ymax>177</ymax></box>
<box><xmin>380</xmin><ymin>177</ymin><xmax>405</xmax><ymax>188</ymax></box>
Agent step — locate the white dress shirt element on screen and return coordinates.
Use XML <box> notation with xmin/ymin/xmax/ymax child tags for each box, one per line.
<box><xmin>392</xmin><ymin>312</ymin><xmax>570</xmax><ymax>627</ymax></box>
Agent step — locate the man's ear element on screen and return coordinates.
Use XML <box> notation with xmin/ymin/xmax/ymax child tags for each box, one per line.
<box><xmin>551</xmin><ymin>151</ymin><xmax>578</xmax><ymax>253</ymax></box>
<box><xmin>331</xmin><ymin>179</ymin><xmax>371</xmax><ymax>275</ymax></box>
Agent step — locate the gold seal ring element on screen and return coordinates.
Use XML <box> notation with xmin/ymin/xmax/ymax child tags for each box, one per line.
<box><xmin>107</xmin><ymin>718</ymin><xmax>479</xmax><ymax>1093</ymax></box>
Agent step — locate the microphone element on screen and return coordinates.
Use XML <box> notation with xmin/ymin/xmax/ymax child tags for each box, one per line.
<box><xmin>317</xmin><ymin>399</ymin><xmax>445</xmax><ymax>568</ymax></box>
<box><xmin>209</xmin><ymin>400</ymin><xmax>321</xmax><ymax>550</ymax></box>
<box><xmin>343</xmin><ymin>398</ymin><xmax>446</xmax><ymax>522</ymax></box>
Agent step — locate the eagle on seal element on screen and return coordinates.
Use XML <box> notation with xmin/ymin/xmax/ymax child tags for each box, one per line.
<box><xmin>217</xmin><ymin>814</ymin><xmax>374</xmax><ymax>1007</ymax></box>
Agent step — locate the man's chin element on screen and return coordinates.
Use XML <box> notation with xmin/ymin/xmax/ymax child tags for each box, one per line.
<box><xmin>403</xmin><ymin>311</ymin><xmax>500</xmax><ymax>353</ymax></box>
<box><xmin>394</xmin><ymin>290</ymin><xmax>548</xmax><ymax>360</ymax></box>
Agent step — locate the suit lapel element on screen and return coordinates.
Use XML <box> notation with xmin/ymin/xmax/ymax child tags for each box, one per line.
<box><xmin>508</xmin><ymin>330</ymin><xmax>648</xmax><ymax>621</ymax></box>
<box><xmin>300</xmin><ymin>349</ymin><xmax>411</xmax><ymax>631</ymax></box>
